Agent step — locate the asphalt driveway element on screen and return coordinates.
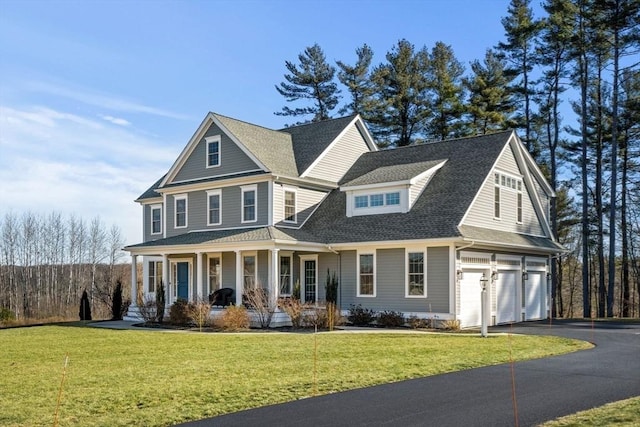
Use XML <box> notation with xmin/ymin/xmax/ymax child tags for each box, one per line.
<box><xmin>176</xmin><ymin>320</ymin><xmax>640</xmax><ymax>427</ymax></box>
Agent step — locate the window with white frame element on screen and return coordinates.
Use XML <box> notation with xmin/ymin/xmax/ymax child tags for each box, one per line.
<box><xmin>241</xmin><ymin>185</ymin><xmax>257</xmax><ymax>223</ymax></box>
<box><xmin>148</xmin><ymin>260</ymin><xmax>163</xmax><ymax>293</ymax></box>
<box><xmin>208</xmin><ymin>255</ymin><xmax>221</xmax><ymax>295</ymax></box>
<box><xmin>174</xmin><ymin>194</ymin><xmax>187</xmax><ymax>228</ymax></box>
<box><xmin>207</xmin><ymin>189</ymin><xmax>222</xmax><ymax>226</ymax></box>
<box><xmin>279</xmin><ymin>255</ymin><xmax>292</xmax><ymax>295</ymax></box>
<box><xmin>354</xmin><ymin>192</ymin><xmax>401</xmax><ymax>210</ymax></box>
<box><xmin>150</xmin><ymin>205</ymin><xmax>162</xmax><ymax>235</ymax></box>
<box><xmin>206</xmin><ymin>135</ymin><xmax>220</xmax><ymax>168</ymax></box>
<box><xmin>243</xmin><ymin>254</ymin><xmax>256</xmax><ymax>291</ymax></box>
<box><xmin>494</xmin><ymin>172</ymin><xmax>524</xmax><ymax>223</ymax></box>
<box><xmin>406</xmin><ymin>251</ymin><xmax>425</xmax><ymax>297</ymax></box>
<box><xmin>284</xmin><ymin>190</ymin><xmax>296</xmax><ymax>222</ymax></box>
<box><xmin>357</xmin><ymin>252</ymin><xmax>375</xmax><ymax>297</ymax></box>
<box><xmin>494</xmin><ymin>174</ymin><xmax>501</xmax><ymax>219</ymax></box>
<box><xmin>517</xmin><ymin>192</ymin><xmax>523</xmax><ymax>223</ymax></box>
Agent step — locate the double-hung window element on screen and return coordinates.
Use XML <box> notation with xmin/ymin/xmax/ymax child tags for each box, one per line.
<box><xmin>150</xmin><ymin>205</ymin><xmax>162</xmax><ymax>235</ymax></box>
<box><xmin>174</xmin><ymin>194</ymin><xmax>187</xmax><ymax>228</ymax></box>
<box><xmin>284</xmin><ymin>190</ymin><xmax>296</xmax><ymax>223</ymax></box>
<box><xmin>279</xmin><ymin>255</ymin><xmax>292</xmax><ymax>295</ymax></box>
<box><xmin>243</xmin><ymin>253</ymin><xmax>256</xmax><ymax>291</ymax></box>
<box><xmin>406</xmin><ymin>251</ymin><xmax>426</xmax><ymax>297</ymax></box>
<box><xmin>241</xmin><ymin>185</ymin><xmax>257</xmax><ymax>223</ymax></box>
<box><xmin>208</xmin><ymin>255</ymin><xmax>221</xmax><ymax>295</ymax></box>
<box><xmin>206</xmin><ymin>135</ymin><xmax>220</xmax><ymax>168</ymax></box>
<box><xmin>207</xmin><ymin>189</ymin><xmax>222</xmax><ymax>226</ymax></box>
<box><xmin>148</xmin><ymin>260</ymin><xmax>163</xmax><ymax>293</ymax></box>
<box><xmin>357</xmin><ymin>252</ymin><xmax>375</xmax><ymax>297</ymax></box>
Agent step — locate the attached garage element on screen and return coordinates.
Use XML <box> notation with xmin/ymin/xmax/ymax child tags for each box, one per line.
<box><xmin>459</xmin><ymin>268</ymin><xmax>486</xmax><ymax>328</ymax></box>
<box><xmin>524</xmin><ymin>269</ymin><xmax>546</xmax><ymax>320</ymax></box>
<box><xmin>496</xmin><ymin>270</ymin><xmax>519</xmax><ymax>324</ymax></box>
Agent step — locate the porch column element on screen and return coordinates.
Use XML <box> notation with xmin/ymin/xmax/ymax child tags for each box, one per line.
<box><xmin>162</xmin><ymin>254</ymin><xmax>170</xmax><ymax>309</ymax></box>
<box><xmin>130</xmin><ymin>254</ymin><xmax>138</xmax><ymax>308</ymax></box>
<box><xmin>196</xmin><ymin>251</ymin><xmax>204</xmax><ymax>301</ymax></box>
<box><xmin>270</xmin><ymin>248</ymin><xmax>279</xmax><ymax>307</ymax></box>
<box><xmin>235</xmin><ymin>250</ymin><xmax>243</xmax><ymax>305</ymax></box>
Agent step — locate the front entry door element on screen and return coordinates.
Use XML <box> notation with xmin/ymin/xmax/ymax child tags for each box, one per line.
<box><xmin>177</xmin><ymin>262</ymin><xmax>189</xmax><ymax>300</ymax></box>
<box><xmin>301</xmin><ymin>257</ymin><xmax>317</xmax><ymax>304</ymax></box>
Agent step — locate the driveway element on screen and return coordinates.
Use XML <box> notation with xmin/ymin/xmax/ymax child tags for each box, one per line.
<box><xmin>177</xmin><ymin>320</ymin><xmax>640</xmax><ymax>427</ymax></box>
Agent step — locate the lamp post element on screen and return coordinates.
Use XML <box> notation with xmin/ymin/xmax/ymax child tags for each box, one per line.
<box><xmin>480</xmin><ymin>272</ymin><xmax>488</xmax><ymax>337</ymax></box>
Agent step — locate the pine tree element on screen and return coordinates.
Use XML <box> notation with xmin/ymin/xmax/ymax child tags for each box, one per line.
<box><xmin>275</xmin><ymin>43</ymin><xmax>340</xmax><ymax>123</ymax></box>
<box><xmin>111</xmin><ymin>280</ymin><xmax>123</xmax><ymax>320</ymax></box>
<box><xmin>368</xmin><ymin>39</ymin><xmax>431</xmax><ymax>146</ymax></box>
<box><xmin>336</xmin><ymin>44</ymin><xmax>375</xmax><ymax>116</ymax></box>
<box><xmin>79</xmin><ymin>289</ymin><xmax>92</xmax><ymax>321</ymax></box>
<box><xmin>425</xmin><ymin>42</ymin><xmax>466</xmax><ymax>141</ymax></box>
<box><xmin>463</xmin><ymin>49</ymin><xmax>516</xmax><ymax>135</ymax></box>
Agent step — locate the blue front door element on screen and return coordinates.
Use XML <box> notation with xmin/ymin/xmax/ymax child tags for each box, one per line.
<box><xmin>177</xmin><ymin>262</ymin><xmax>189</xmax><ymax>300</ymax></box>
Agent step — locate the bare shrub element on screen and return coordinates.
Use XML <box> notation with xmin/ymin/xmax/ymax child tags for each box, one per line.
<box><xmin>215</xmin><ymin>305</ymin><xmax>250</xmax><ymax>331</ymax></box>
<box><xmin>137</xmin><ymin>296</ymin><xmax>157</xmax><ymax>324</ymax></box>
<box><xmin>407</xmin><ymin>315</ymin><xmax>429</xmax><ymax>329</ymax></box>
<box><xmin>278</xmin><ymin>297</ymin><xmax>304</xmax><ymax>328</ymax></box>
<box><xmin>302</xmin><ymin>305</ymin><xmax>328</xmax><ymax>329</ymax></box>
<box><xmin>244</xmin><ymin>287</ymin><xmax>276</xmax><ymax>328</ymax></box>
<box><xmin>377</xmin><ymin>310</ymin><xmax>405</xmax><ymax>328</ymax></box>
<box><xmin>189</xmin><ymin>299</ymin><xmax>212</xmax><ymax>331</ymax></box>
<box><xmin>169</xmin><ymin>299</ymin><xmax>191</xmax><ymax>325</ymax></box>
<box><xmin>325</xmin><ymin>302</ymin><xmax>344</xmax><ymax>331</ymax></box>
<box><xmin>442</xmin><ymin>319</ymin><xmax>461</xmax><ymax>331</ymax></box>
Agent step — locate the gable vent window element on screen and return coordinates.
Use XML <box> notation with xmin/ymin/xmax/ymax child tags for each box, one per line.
<box><xmin>206</xmin><ymin>136</ymin><xmax>220</xmax><ymax>168</ymax></box>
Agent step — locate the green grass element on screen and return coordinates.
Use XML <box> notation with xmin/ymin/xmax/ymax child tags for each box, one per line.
<box><xmin>539</xmin><ymin>397</ymin><xmax>640</xmax><ymax>427</ymax></box>
<box><xmin>0</xmin><ymin>326</ymin><xmax>591</xmax><ymax>427</ymax></box>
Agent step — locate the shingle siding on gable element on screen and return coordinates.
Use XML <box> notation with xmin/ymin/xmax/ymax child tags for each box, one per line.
<box><xmin>171</xmin><ymin>123</ymin><xmax>261</xmax><ymax>183</ymax></box>
<box><xmin>462</xmin><ymin>144</ymin><xmax>544</xmax><ymax>236</ymax></box>
<box><xmin>305</xmin><ymin>125</ymin><xmax>370</xmax><ymax>183</ymax></box>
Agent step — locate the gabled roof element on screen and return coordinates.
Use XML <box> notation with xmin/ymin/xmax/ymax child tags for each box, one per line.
<box><xmin>135</xmin><ymin>175</ymin><xmax>165</xmax><ymax>202</ymax></box>
<box><xmin>302</xmin><ymin>131</ymin><xmax>515</xmax><ymax>243</ymax></box>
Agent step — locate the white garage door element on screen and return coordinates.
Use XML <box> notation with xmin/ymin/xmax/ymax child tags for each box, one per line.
<box><xmin>525</xmin><ymin>271</ymin><xmax>544</xmax><ymax>320</ymax></box>
<box><xmin>496</xmin><ymin>271</ymin><xmax>518</xmax><ymax>324</ymax></box>
<box><xmin>460</xmin><ymin>269</ymin><xmax>484</xmax><ymax>328</ymax></box>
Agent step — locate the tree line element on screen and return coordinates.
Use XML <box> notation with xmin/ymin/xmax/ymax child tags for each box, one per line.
<box><xmin>0</xmin><ymin>211</ymin><xmax>129</xmax><ymax>321</ymax></box>
<box><xmin>275</xmin><ymin>0</ymin><xmax>640</xmax><ymax>318</ymax></box>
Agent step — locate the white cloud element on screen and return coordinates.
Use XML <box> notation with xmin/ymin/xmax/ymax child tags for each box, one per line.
<box><xmin>99</xmin><ymin>114</ymin><xmax>131</xmax><ymax>126</ymax></box>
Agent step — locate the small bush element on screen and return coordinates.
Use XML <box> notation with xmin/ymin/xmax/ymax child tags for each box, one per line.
<box><xmin>189</xmin><ymin>299</ymin><xmax>212</xmax><ymax>331</ymax></box>
<box><xmin>347</xmin><ymin>304</ymin><xmax>376</xmax><ymax>326</ymax></box>
<box><xmin>215</xmin><ymin>305</ymin><xmax>250</xmax><ymax>331</ymax></box>
<box><xmin>279</xmin><ymin>297</ymin><xmax>305</xmax><ymax>328</ymax></box>
<box><xmin>442</xmin><ymin>319</ymin><xmax>461</xmax><ymax>331</ymax></box>
<box><xmin>111</xmin><ymin>281</ymin><xmax>124</xmax><ymax>320</ymax></box>
<box><xmin>137</xmin><ymin>297</ymin><xmax>157</xmax><ymax>323</ymax></box>
<box><xmin>244</xmin><ymin>287</ymin><xmax>275</xmax><ymax>328</ymax></box>
<box><xmin>169</xmin><ymin>299</ymin><xmax>191</xmax><ymax>325</ymax></box>
<box><xmin>0</xmin><ymin>307</ymin><xmax>16</xmax><ymax>325</ymax></box>
<box><xmin>377</xmin><ymin>310</ymin><xmax>405</xmax><ymax>328</ymax></box>
<box><xmin>156</xmin><ymin>281</ymin><xmax>165</xmax><ymax>323</ymax></box>
<box><xmin>407</xmin><ymin>315</ymin><xmax>429</xmax><ymax>329</ymax></box>
<box><xmin>302</xmin><ymin>305</ymin><xmax>328</xmax><ymax>329</ymax></box>
<box><xmin>79</xmin><ymin>289</ymin><xmax>92</xmax><ymax>321</ymax></box>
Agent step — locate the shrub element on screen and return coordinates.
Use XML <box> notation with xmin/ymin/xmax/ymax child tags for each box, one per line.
<box><xmin>407</xmin><ymin>315</ymin><xmax>429</xmax><ymax>329</ymax></box>
<box><xmin>156</xmin><ymin>281</ymin><xmax>165</xmax><ymax>323</ymax></box>
<box><xmin>377</xmin><ymin>310</ymin><xmax>405</xmax><ymax>328</ymax></box>
<box><xmin>325</xmin><ymin>270</ymin><xmax>338</xmax><ymax>304</ymax></box>
<box><xmin>215</xmin><ymin>305</ymin><xmax>250</xmax><ymax>331</ymax></box>
<box><xmin>189</xmin><ymin>299</ymin><xmax>212</xmax><ymax>331</ymax></box>
<box><xmin>111</xmin><ymin>281</ymin><xmax>123</xmax><ymax>320</ymax></box>
<box><xmin>0</xmin><ymin>307</ymin><xmax>16</xmax><ymax>325</ymax></box>
<box><xmin>137</xmin><ymin>296</ymin><xmax>157</xmax><ymax>323</ymax></box>
<box><xmin>442</xmin><ymin>319</ymin><xmax>461</xmax><ymax>331</ymax></box>
<box><xmin>347</xmin><ymin>304</ymin><xmax>376</xmax><ymax>326</ymax></box>
<box><xmin>79</xmin><ymin>289</ymin><xmax>92</xmax><ymax>321</ymax></box>
<box><xmin>244</xmin><ymin>287</ymin><xmax>275</xmax><ymax>328</ymax></box>
<box><xmin>302</xmin><ymin>305</ymin><xmax>328</xmax><ymax>329</ymax></box>
<box><xmin>169</xmin><ymin>299</ymin><xmax>191</xmax><ymax>325</ymax></box>
<box><xmin>279</xmin><ymin>297</ymin><xmax>304</xmax><ymax>328</ymax></box>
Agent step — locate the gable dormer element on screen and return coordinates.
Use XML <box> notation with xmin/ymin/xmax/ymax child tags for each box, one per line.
<box><xmin>341</xmin><ymin>160</ymin><xmax>446</xmax><ymax>217</ymax></box>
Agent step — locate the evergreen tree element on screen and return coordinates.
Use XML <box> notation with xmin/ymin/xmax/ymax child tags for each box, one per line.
<box><xmin>275</xmin><ymin>43</ymin><xmax>340</xmax><ymax>123</ymax></box>
<box><xmin>497</xmin><ymin>0</ymin><xmax>543</xmax><ymax>158</ymax></box>
<box><xmin>425</xmin><ymin>42</ymin><xmax>466</xmax><ymax>141</ymax></box>
<box><xmin>111</xmin><ymin>280</ymin><xmax>123</xmax><ymax>320</ymax></box>
<box><xmin>463</xmin><ymin>49</ymin><xmax>516</xmax><ymax>135</ymax></box>
<box><xmin>79</xmin><ymin>289</ymin><xmax>92</xmax><ymax>321</ymax></box>
<box><xmin>336</xmin><ymin>44</ymin><xmax>375</xmax><ymax>116</ymax></box>
<box><xmin>368</xmin><ymin>39</ymin><xmax>431</xmax><ymax>146</ymax></box>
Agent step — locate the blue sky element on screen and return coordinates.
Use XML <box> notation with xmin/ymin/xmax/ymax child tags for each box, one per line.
<box><xmin>0</xmin><ymin>0</ymin><xmax>543</xmax><ymax>246</ymax></box>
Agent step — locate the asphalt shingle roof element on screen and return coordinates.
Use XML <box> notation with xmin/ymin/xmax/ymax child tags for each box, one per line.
<box><xmin>341</xmin><ymin>159</ymin><xmax>446</xmax><ymax>187</ymax></box>
<box><xmin>458</xmin><ymin>225</ymin><xmax>564</xmax><ymax>252</ymax></box>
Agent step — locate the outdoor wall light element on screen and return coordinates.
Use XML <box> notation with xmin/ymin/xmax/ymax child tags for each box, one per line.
<box><xmin>490</xmin><ymin>271</ymin><xmax>498</xmax><ymax>281</ymax></box>
<box><xmin>456</xmin><ymin>270</ymin><xmax>463</xmax><ymax>280</ymax></box>
<box><xmin>522</xmin><ymin>271</ymin><xmax>529</xmax><ymax>281</ymax></box>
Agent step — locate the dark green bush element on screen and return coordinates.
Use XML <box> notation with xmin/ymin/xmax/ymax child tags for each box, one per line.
<box><xmin>377</xmin><ymin>310</ymin><xmax>405</xmax><ymax>328</ymax></box>
<box><xmin>169</xmin><ymin>299</ymin><xmax>191</xmax><ymax>325</ymax></box>
<box><xmin>347</xmin><ymin>304</ymin><xmax>376</xmax><ymax>326</ymax></box>
<box><xmin>156</xmin><ymin>281</ymin><xmax>165</xmax><ymax>323</ymax></box>
<box><xmin>111</xmin><ymin>281</ymin><xmax>123</xmax><ymax>320</ymax></box>
<box><xmin>79</xmin><ymin>289</ymin><xmax>92</xmax><ymax>321</ymax></box>
<box><xmin>0</xmin><ymin>307</ymin><xmax>15</xmax><ymax>324</ymax></box>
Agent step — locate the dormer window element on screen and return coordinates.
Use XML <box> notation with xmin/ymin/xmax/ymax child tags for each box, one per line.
<box><xmin>206</xmin><ymin>135</ymin><xmax>220</xmax><ymax>168</ymax></box>
<box><xmin>353</xmin><ymin>192</ymin><xmax>402</xmax><ymax>213</ymax></box>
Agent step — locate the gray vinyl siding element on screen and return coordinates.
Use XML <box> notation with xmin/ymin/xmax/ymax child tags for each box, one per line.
<box><xmin>318</xmin><ymin>253</ymin><xmax>340</xmax><ymax>302</ymax></box>
<box><xmin>257</xmin><ymin>250</ymin><xmax>269</xmax><ymax>288</ymax></box>
<box><xmin>531</xmin><ymin>172</ymin><xmax>550</xmax><ymax>221</ymax></box>
<box><xmin>273</xmin><ymin>184</ymin><xmax>327</xmax><ymax>226</ymax></box>
<box><xmin>171</xmin><ymin>122</ymin><xmax>262</xmax><ymax>183</ymax></box>
<box><xmin>165</xmin><ymin>182</ymin><xmax>269</xmax><ymax>237</ymax></box>
<box><xmin>463</xmin><ymin>146</ymin><xmax>545</xmax><ymax>236</ymax></box>
<box><xmin>338</xmin><ymin>247</ymin><xmax>450</xmax><ymax>313</ymax></box>
<box><xmin>305</xmin><ymin>124</ymin><xmax>371</xmax><ymax>183</ymax></box>
<box><xmin>221</xmin><ymin>251</ymin><xmax>236</xmax><ymax>289</ymax></box>
<box><xmin>142</xmin><ymin>202</ymin><xmax>163</xmax><ymax>242</ymax></box>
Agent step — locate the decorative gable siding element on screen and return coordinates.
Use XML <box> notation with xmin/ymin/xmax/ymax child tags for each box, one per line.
<box><xmin>531</xmin><ymin>172</ymin><xmax>550</xmax><ymax>219</ymax></box>
<box><xmin>171</xmin><ymin>122</ymin><xmax>262</xmax><ymax>184</ymax></box>
<box><xmin>462</xmin><ymin>144</ymin><xmax>545</xmax><ymax>236</ymax></box>
<box><xmin>273</xmin><ymin>183</ymin><xmax>327</xmax><ymax>226</ymax></box>
<box><xmin>304</xmin><ymin>125</ymin><xmax>371</xmax><ymax>183</ymax></box>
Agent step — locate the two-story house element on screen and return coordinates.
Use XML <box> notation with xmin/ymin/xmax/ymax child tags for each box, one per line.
<box><xmin>124</xmin><ymin>112</ymin><xmax>562</xmax><ymax>328</ymax></box>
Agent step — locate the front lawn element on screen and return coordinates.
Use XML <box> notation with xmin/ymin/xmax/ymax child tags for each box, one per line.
<box><xmin>0</xmin><ymin>325</ymin><xmax>590</xmax><ymax>427</ymax></box>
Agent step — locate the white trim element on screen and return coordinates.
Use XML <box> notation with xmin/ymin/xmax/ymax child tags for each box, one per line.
<box><xmin>170</xmin><ymin>258</ymin><xmax>192</xmax><ymax>303</ymax></box>
<box><xmin>205</xmin><ymin>135</ymin><xmax>221</xmax><ymax>168</ymax></box>
<box><xmin>206</xmin><ymin>189</ymin><xmax>222</xmax><ymax>226</ymax></box>
<box><xmin>283</xmin><ymin>187</ymin><xmax>297</xmax><ymax>223</ymax></box>
<box><xmin>241</xmin><ymin>184</ymin><xmax>258</xmax><ymax>223</ymax></box>
<box><xmin>299</xmin><ymin>254</ymin><xmax>318</xmax><ymax>303</ymax></box>
<box><xmin>405</xmin><ymin>248</ymin><xmax>427</xmax><ymax>298</ymax></box>
<box><xmin>150</xmin><ymin>204</ymin><xmax>162</xmax><ymax>235</ymax></box>
<box><xmin>267</xmin><ymin>180</ymin><xmax>274</xmax><ymax>225</ymax></box>
<box><xmin>161</xmin><ymin>170</ymin><xmax>266</xmax><ymax>189</ymax></box>
<box><xmin>356</xmin><ymin>250</ymin><xmax>376</xmax><ymax>297</ymax></box>
<box><xmin>174</xmin><ymin>194</ymin><xmax>188</xmax><ymax>229</ymax></box>
<box><xmin>162</xmin><ymin>193</ymin><xmax>167</xmax><ymax>238</ymax></box>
